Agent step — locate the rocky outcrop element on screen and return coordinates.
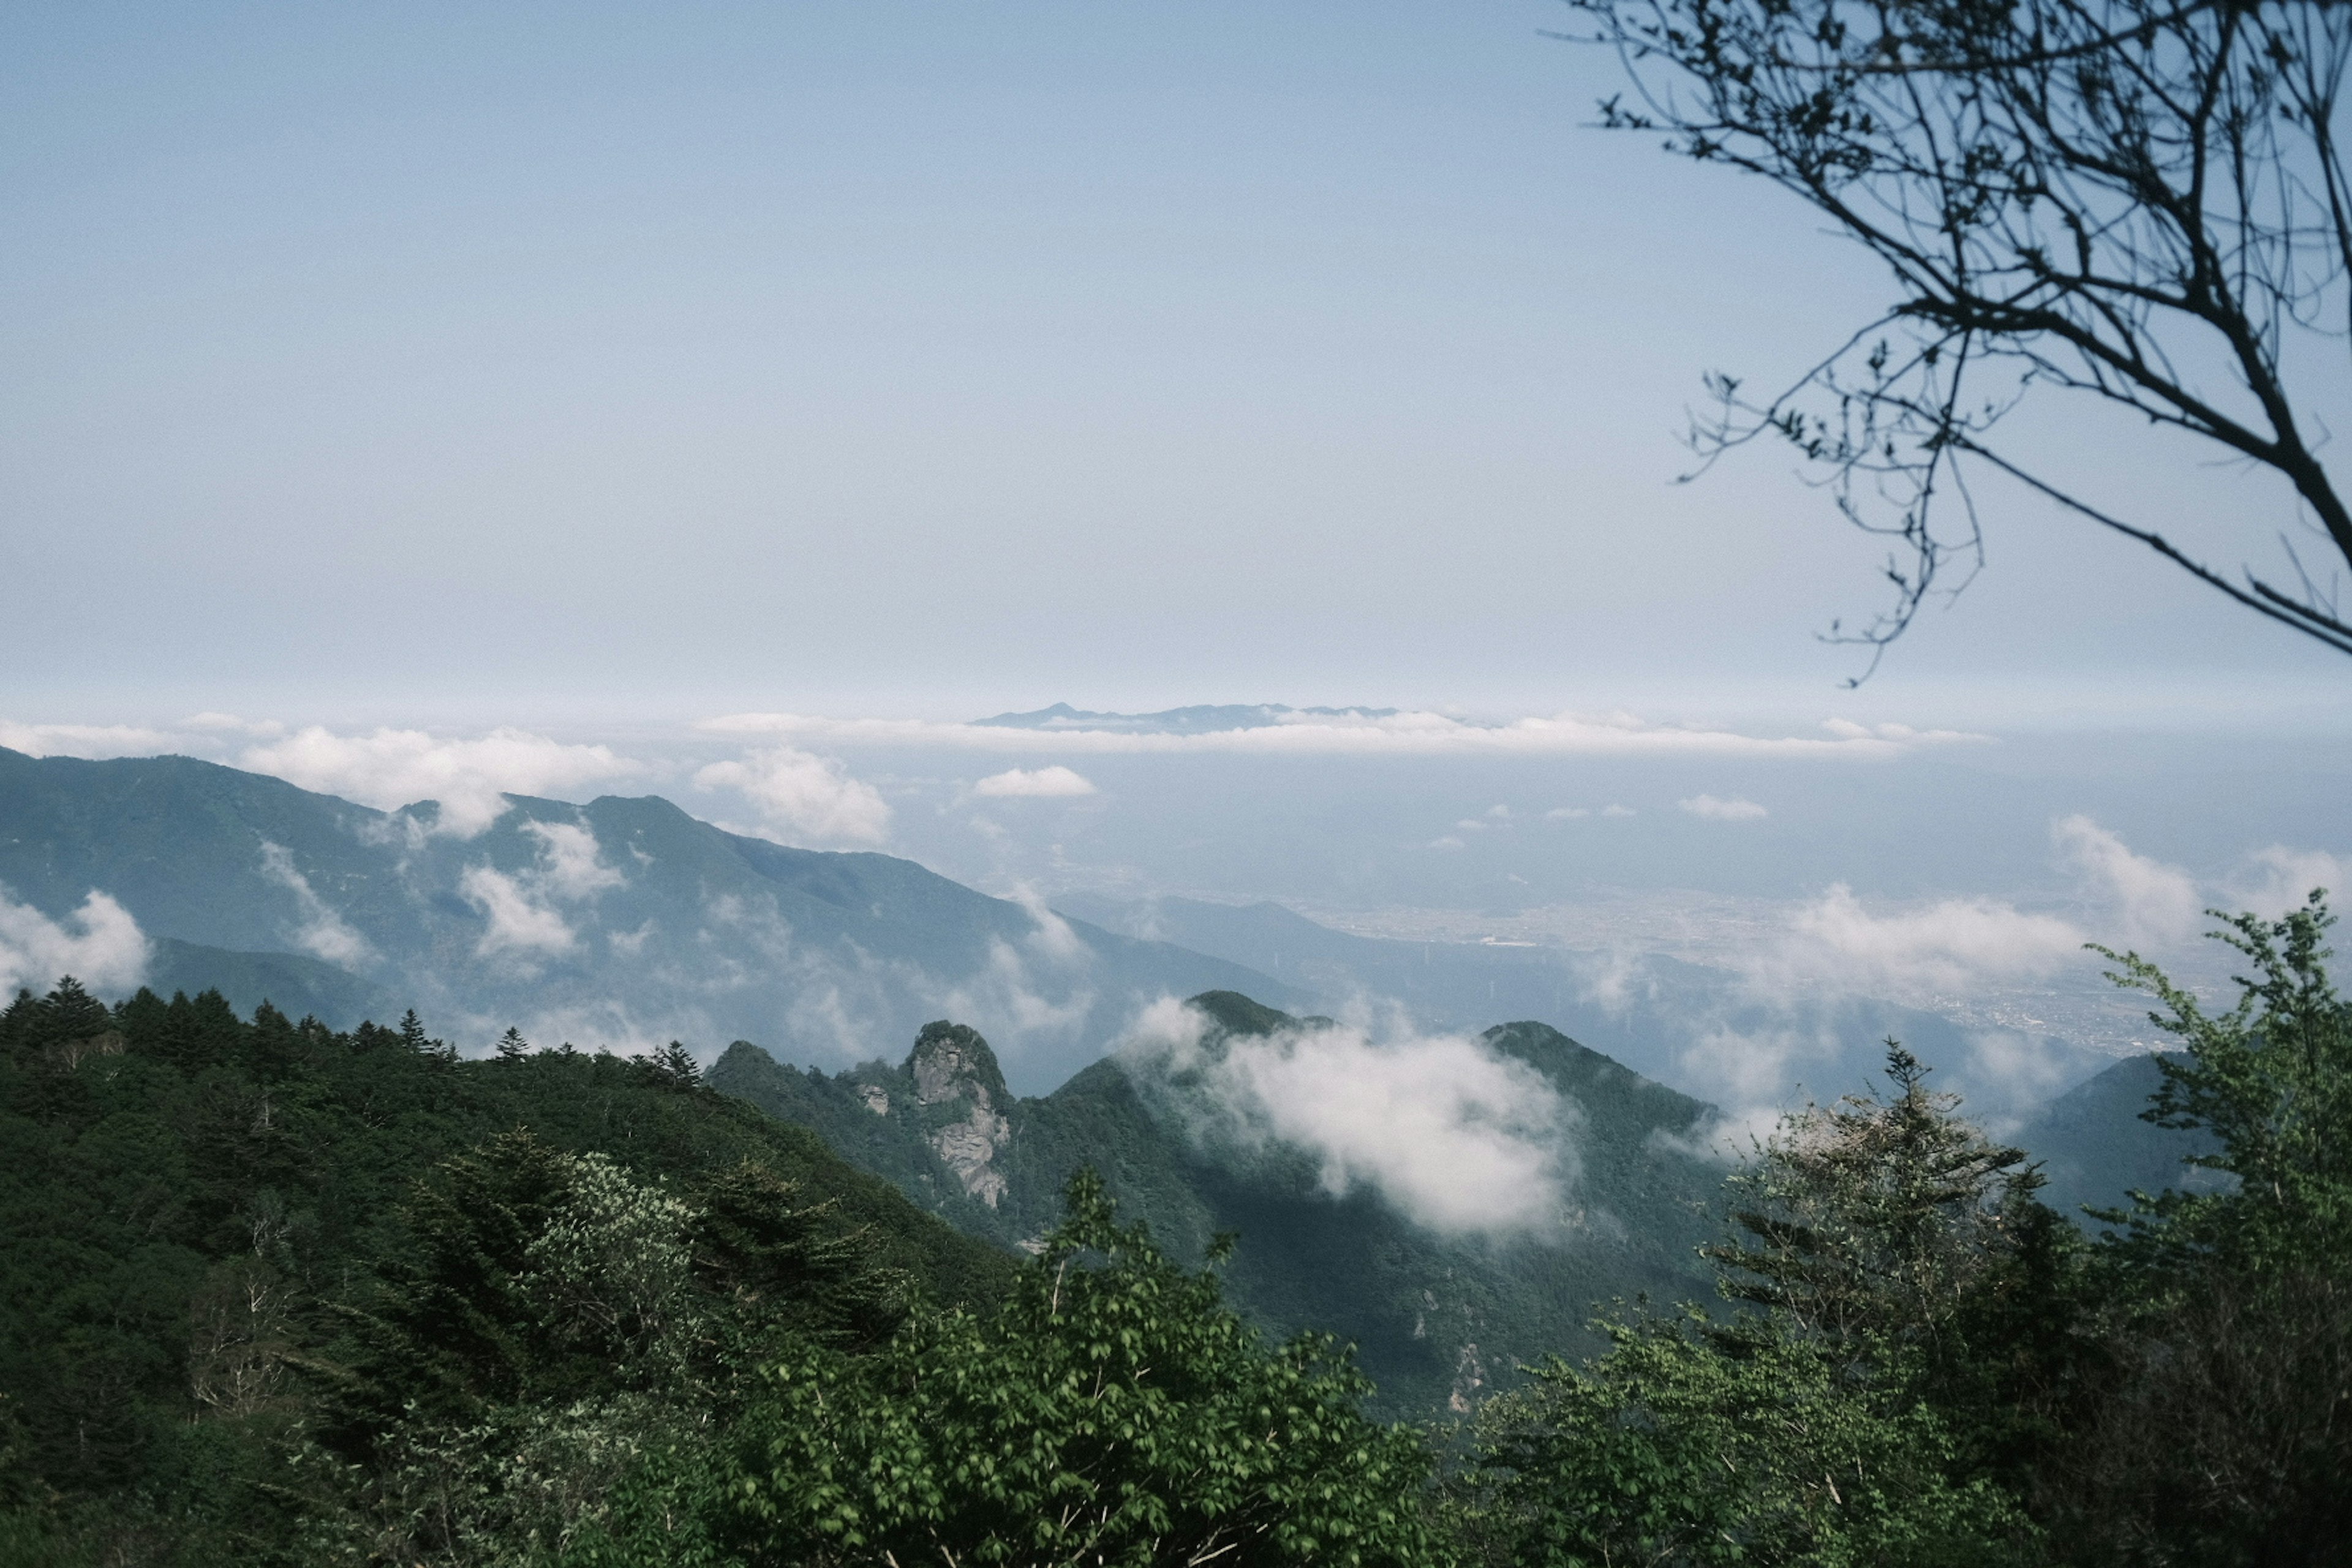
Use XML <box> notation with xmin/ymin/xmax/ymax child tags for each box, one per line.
<box><xmin>908</xmin><ymin>1021</ymin><xmax>1014</xmax><ymax>1207</ymax></box>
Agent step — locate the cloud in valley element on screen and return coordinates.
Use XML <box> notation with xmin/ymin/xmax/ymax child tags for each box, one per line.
<box><xmin>1121</xmin><ymin>998</ymin><xmax>1577</xmax><ymax>1238</ymax></box>
<box><xmin>0</xmin><ymin>886</ymin><xmax>149</xmax><ymax>998</ymax></box>
<box><xmin>239</xmin><ymin>726</ymin><xmax>643</xmax><ymax>837</ymax></box>
<box><xmin>973</xmin><ymin>766</ymin><xmax>1097</xmax><ymax>798</ymax></box>
<box><xmin>522</xmin><ymin>820</ymin><xmax>627</xmax><ymax>900</ymax></box>
<box><xmin>257</xmin><ymin>842</ymin><xmax>373</xmax><ymax>967</ymax></box>
<box><xmin>459</xmin><ymin>865</ymin><xmax>576</xmax><ymax>956</ymax></box>
<box><xmin>695</xmin><ymin>747</ymin><xmax>891</xmax><ymax>845</ymax></box>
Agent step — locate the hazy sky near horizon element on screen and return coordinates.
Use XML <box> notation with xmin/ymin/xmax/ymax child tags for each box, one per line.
<box><xmin>8</xmin><ymin>0</ymin><xmax>2352</xmax><ymax>725</ymax></box>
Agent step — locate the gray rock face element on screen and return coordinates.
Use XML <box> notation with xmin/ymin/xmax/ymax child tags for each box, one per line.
<box><xmin>908</xmin><ymin>1021</ymin><xmax>1014</xmax><ymax>1206</ymax></box>
<box><xmin>931</xmin><ymin>1099</ymin><xmax>1012</xmax><ymax>1207</ymax></box>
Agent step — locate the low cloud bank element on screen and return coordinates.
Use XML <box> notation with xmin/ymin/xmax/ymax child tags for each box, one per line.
<box><xmin>239</xmin><ymin>726</ymin><xmax>643</xmax><ymax>838</ymax></box>
<box><xmin>701</xmin><ymin>708</ymin><xmax>1985</xmax><ymax>762</ymax></box>
<box><xmin>696</xmin><ymin>747</ymin><xmax>891</xmax><ymax>846</ymax></box>
<box><xmin>1121</xmin><ymin>999</ymin><xmax>1577</xmax><ymax>1240</ymax></box>
<box><xmin>0</xmin><ymin>886</ymin><xmax>148</xmax><ymax>999</ymax></box>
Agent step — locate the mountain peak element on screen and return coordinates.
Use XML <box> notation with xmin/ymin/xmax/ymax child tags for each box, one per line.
<box><xmin>907</xmin><ymin>1020</ymin><xmax>1008</xmax><ymax>1107</ymax></box>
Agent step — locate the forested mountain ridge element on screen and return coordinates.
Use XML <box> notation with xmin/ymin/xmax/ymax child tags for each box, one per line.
<box><xmin>0</xmin><ymin>978</ymin><xmax>1012</xmax><ymax>1558</ymax></box>
<box><xmin>710</xmin><ymin>990</ymin><xmax>1726</xmax><ymax>1414</ymax></box>
<box><xmin>0</xmin><ymin>747</ymin><xmax>1297</xmax><ymax>1087</ymax></box>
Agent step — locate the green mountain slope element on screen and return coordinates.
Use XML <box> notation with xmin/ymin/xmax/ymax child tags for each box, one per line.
<box><xmin>2011</xmin><ymin>1051</ymin><xmax>2228</xmax><ymax>1222</ymax></box>
<box><xmin>0</xmin><ymin>747</ymin><xmax>1297</xmax><ymax>1088</ymax></box>
<box><xmin>0</xmin><ymin>979</ymin><xmax>1013</xmax><ymax>1517</ymax></box>
<box><xmin>710</xmin><ymin>991</ymin><xmax>1725</xmax><ymax>1415</ymax></box>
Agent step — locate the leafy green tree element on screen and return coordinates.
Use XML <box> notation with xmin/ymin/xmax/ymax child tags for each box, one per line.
<box><xmin>497</xmin><ymin>1028</ymin><xmax>532</xmax><ymax>1061</ymax></box>
<box><xmin>2056</xmin><ymin>893</ymin><xmax>2352</xmax><ymax>1564</ymax></box>
<box><xmin>1458</xmin><ymin>1311</ymin><xmax>2037</xmax><ymax>1568</ymax></box>
<box><xmin>1454</xmin><ymin>1046</ymin><xmax>2058</xmax><ymax>1567</ymax></box>
<box><xmin>693</xmin><ymin>1170</ymin><xmax>1439</xmax><ymax>1568</ymax></box>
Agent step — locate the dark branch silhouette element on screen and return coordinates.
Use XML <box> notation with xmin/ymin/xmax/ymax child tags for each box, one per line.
<box><xmin>1566</xmin><ymin>0</ymin><xmax>2352</xmax><ymax>678</ymax></box>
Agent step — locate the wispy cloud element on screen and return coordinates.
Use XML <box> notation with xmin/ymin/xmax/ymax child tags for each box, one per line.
<box><xmin>1749</xmin><ymin>816</ymin><xmax>2201</xmax><ymax>1000</ymax></box>
<box><xmin>521</xmin><ymin>820</ymin><xmax>627</xmax><ymax>900</ymax></box>
<box><xmin>973</xmin><ymin>766</ymin><xmax>1098</xmax><ymax>798</ymax></box>
<box><xmin>0</xmin><ymin>720</ymin><xmax>182</xmax><ymax>759</ymax></box>
<box><xmin>700</xmin><ymin>708</ymin><xmax>1987</xmax><ymax>761</ymax></box>
<box><xmin>459</xmin><ymin>865</ymin><xmax>576</xmax><ymax>956</ymax></box>
<box><xmin>239</xmin><ymin>726</ymin><xmax>643</xmax><ymax>837</ymax></box>
<box><xmin>1679</xmin><ymin>794</ymin><xmax>1768</xmax><ymax>821</ymax></box>
<box><xmin>2226</xmin><ymin>844</ymin><xmax>2351</xmax><ymax>921</ymax></box>
<box><xmin>257</xmin><ymin>842</ymin><xmax>372</xmax><ymax>967</ymax></box>
<box><xmin>695</xmin><ymin>747</ymin><xmax>892</xmax><ymax>845</ymax></box>
<box><xmin>0</xmin><ymin>885</ymin><xmax>149</xmax><ymax>998</ymax></box>
<box><xmin>1121</xmin><ymin>998</ymin><xmax>1577</xmax><ymax>1239</ymax></box>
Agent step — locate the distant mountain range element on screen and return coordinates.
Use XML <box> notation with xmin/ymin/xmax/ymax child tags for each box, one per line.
<box><xmin>0</xmin><ymin>748</ymin><xmax>1295</xmax><ymax>1089</ymax></box>
<box><xmin>710</xmin><ymin>990</ymin><xmax>1725</xmax><ymax>1415</ymax></box>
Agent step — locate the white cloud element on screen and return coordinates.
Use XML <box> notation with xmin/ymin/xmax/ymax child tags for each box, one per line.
<box><xmin>1766</xmin><ymin>883</ymin><xmax>2086</xmax><ymax>997</ymax></box>
<box><xmin>1601</xmin><ymin>804</ymin><xmax>1636</xmax><ymax>818</ymax></box>
<box><xmin>973</xmin><ymin>766</ymin><xmax>1098</xmax><ymax>798</ymax></box>
<box><xmin>1429</xmin><ymin>835</ymin><xmax>1467</xmax><ymax>850</ymax></box>
<box><xmin>2226</xmin><ymin>844</ymin><xmax>2351</xmax><ymax>921</ymax></box>
<box><xmin>459</xmin><ymin>865</ymin><xmax>576</xmax><ymax>956</ymax></box>
<box><xmin>1546</xmin><ymin>806</ymin><xmax>1590</xmax><ymax>820</ymax></box>
<box><xmin>0</xmin><ymin>720</ymin><xmax>182</xmax><ymax>760</ymax></box>
<box><xmin>256</xmin><ymin>842</ymin><xmax>372</xmax><ymax>967</ymax></box>
<box><xmin>701</xmin><ymin>708</ymin><xmax>1988</xmax><ymax>761</ymax></box>
<box><xmin>0</xmin><ymin>886</ymin><xmax>149</xmax><ymax>999</ymax></box>
<box><xmin>695</xmin><ymin>747</ymin><xmax>891</xmax><ymax>845</ymax></box>
<box><xmin>2052</xmin><ymin>815</ymin><xmax>2201</xmax><ymax>948</ymax></box>
<box><xmin>1679</xmin><ymin>794</ymin><xmax>1768</xmax><ymax>821</ymax></box>
<box><xmin>1122</xmin><ymin>1000</ymin><xmax>1577</xmax><ymax>1238</ymax></box>
<box><xmin>521</xmin><ymin>820</ymin><xmax>626</xmax><ymax>900</ymax></box>
<box><xmin>1744</xmin><ymin>818</ymin><xmax>2207</xmax><ymax>1003</ymax></box>
<box><xmin>238</xmin><ymin>726</ymin><xmax>642</xmax><ymax>838</ymax></box>
<box><xmin>1008</xmin><ymin>885</ymin><xmax>1088</xmax><ymax>964</ymax></box>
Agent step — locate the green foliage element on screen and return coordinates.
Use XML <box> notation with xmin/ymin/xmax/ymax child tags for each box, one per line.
<box><xmin>2092</xmin><ymin>893</ymin><xmax>2352</xmax><ymax>1271</ymax></box>
<box><xmin>697</xmin><ymin>1169</ymin><xmax>1439</xmax><ymax>1568</ymax></box>
<box><xmin>0</xmin><ymin>976</ymin><xmax>1010</xmax><ymax>1566</ymax></box>
<box><xmin>1452</xmin><ymin>1042</ymin><xmax>2062</xmax><ymax>1567</ymax></box>
<box><xmin>1459</xmin><ymin>1312</ymin><xmax>2037</xmax><ymax>1568</ymax></box>
<box><xmin>2056</xmin><ymin>893</ymin><xmax>2352</xmax><ymax>1564</ymax></box>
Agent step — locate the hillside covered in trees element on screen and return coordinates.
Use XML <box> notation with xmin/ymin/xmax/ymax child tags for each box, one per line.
<box><xmin>4</xmin><ymin>897</ymin><xmax>2346</xmax><ymax>1566</ymax></box>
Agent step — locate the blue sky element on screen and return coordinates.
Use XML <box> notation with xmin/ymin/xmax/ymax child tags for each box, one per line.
<box><xmin>7</xmin><ymin>0</ymin><xmax>2350</xmax><ymax>725</ymax></box>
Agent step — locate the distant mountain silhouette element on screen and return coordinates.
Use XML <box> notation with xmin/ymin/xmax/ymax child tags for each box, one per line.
<box><xmin>0</xmin><ymin>747</ymin><xmax>1294</xmax><ymax>1087</ymax></box>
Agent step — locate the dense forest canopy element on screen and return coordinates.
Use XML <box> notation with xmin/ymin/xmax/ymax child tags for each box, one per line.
<box><xmin>2</xmin><ymin>893</ymin><xmax>2346</xmax><ymax>1565</ymax></box>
